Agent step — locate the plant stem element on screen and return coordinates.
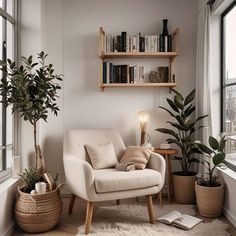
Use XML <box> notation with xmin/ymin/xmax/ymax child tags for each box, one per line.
<box><xmin>33</xmin><ymin>121</ymin><xmax>38</xmax><ymax>169</ymax></box>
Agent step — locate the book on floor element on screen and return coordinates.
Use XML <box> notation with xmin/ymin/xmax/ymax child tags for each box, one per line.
<box><xmin>156</xmin><ymin>210</ymin><xmax>203</xmax><ymax>230</ymax></box>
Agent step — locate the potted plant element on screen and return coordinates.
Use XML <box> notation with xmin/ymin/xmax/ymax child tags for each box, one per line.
<box><xmin>195</xmin><ymin>135</ymin><xmax>226</xmax><ymax>217</ymax></box>
<box><xmin>0</xmin><ymin>52</ymin><xmax>63</xmax><ymax>233</ymax></box>
<box><xmin>155</xmin><ymin>89</ymin><xmax>207</xmax><ymax>203</ymax></box>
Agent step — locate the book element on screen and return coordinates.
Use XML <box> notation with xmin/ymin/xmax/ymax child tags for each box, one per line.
<box><xmin>156</xmin><ymin>210</ymin><xmax>203</xmax><ymax>230</ymax></box>
<box><xmin>121</xmin><ymin>32</ymin><xmax>127</xmax><ymax>52</ymax></box>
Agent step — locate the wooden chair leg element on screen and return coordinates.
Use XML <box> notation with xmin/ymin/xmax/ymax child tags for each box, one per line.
<box><xmin>85</xmin><ymin>201</ymin><xmax>94</xmax><ymax>234</ymax></box>
<box><xmin>158</xmin><ymin>191</ymin><xmax>163</xmax><ymax>208</ymax></box>
<box><xmin>116</xmin><ymin>199</ymin><xmax>120</xmax><ymax>205</ymax></box>
<box><xmin>146</xmin><ymin>195</ymin><xmax>155</xmax><ymax>224</ymax></box>
<box><xmin>68</xmin><ymin>194</ymin><xmax>76</xmax><ymax>214</ymax></box>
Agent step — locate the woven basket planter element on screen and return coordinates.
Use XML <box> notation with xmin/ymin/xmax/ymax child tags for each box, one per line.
<box><xmin>195</xmin><ymin>181</ymin><xmax>224</xmax><ymax>217</ymax></box>
<box><xmin>15</xmin><ymin>184</ymin><xmax>63</xmax><ymax>233</ymax></box>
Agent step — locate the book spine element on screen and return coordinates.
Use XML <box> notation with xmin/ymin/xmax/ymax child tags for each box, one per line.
<box><xmin>117</xmin><ymin>35</ymin><xmax>121</xmax><ymax>52</ymax></box>
<box><xmin>103</xmin><ymin>61</ymin><xmax>107</xmax><ymax>83</ymax></box>
<box><xmin>130</xmin><ymin>66</ymin><xmax>134</xmax><ymax>83</ymax></box>
<box><xmin>121</xmin><ymin>32</ymin><xmax>127</xmax><ymax>52</ymax></box>
<box><xmin>127</xmin><ymin>65</ymin><xmax>130</xmax><ymax>83</ymax></box>
<box><xmin>134</xmin><ymin>66</ymin><xmax>138</xmax><ymax>84</ymax></box>
<box><xmin>126</xmin><ymin>35</ymin><xmax>129</xmax><ymax>52</ymax></box>
<box><xmin>106</xmin><ymin>62</ymin><xmax>110</xmax><ymax>83</ymax></box>
<box><xmin>159</xmin><ymin>34</ymin><xmax>164</xmax><ymax>52</ymax></box>
<box><xmin>145</xmin><ymin>36</ymin><xmax>148</xmax><ymax>52</ymax></box>
<box><xmin>136</xmin><ymin>33</ymin><xmax>139</xmax><ymax>52</ymax></box>
<box><xmin>109</xmin><ymin>63</ymin><xmax>113</xmax><ymax>83</ymax></box>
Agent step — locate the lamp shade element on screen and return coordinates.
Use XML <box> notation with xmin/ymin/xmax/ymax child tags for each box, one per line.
<box><xmin>138</xmin><ymin>111</ymin><xmax>149</xmax><ymax>132</ymax></box>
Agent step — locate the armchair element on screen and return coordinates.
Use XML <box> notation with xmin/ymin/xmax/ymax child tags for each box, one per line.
<box><xmin>63</xmin><ymin>128</ymin><xmax>165</xmax><ymax>234</ymax></box>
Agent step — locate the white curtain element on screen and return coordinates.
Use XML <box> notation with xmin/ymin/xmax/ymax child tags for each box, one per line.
<box><xmin>196</xmin><ymin>1</ymin><xmax>212</xmax><ymax>176</ymax></box>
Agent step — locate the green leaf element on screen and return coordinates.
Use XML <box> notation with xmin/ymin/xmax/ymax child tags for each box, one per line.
<box><xmin>218</xmin><ymin>136</ymin><xmax>227</xmax><ymax>152</ymax></box>
<box><xmin>159</xmin><ymin>106</ymin><xmax>175</xmax><ymax>117</ymax></box>
<box><xmin>209</xmin><ymin>136</ymin><xmax>219</xmax><ymax>150</ymax></box>
<box><xmin>166</xmin><ymin>138</ymin><xmax>182</xmax><ymax>148</ymax></box>
<box><xmin>174</xmin><ymin>95</ymin><xmax>184</xmax><ymax>110</ymax></box>
<box><xmin>185</xmin><ymin>105</ymin><xmax>195</xmax><ymax>117</ymax></box>
<box><xmin>155</xmin><ymin>128</ymin><xmax>179</xmax><ymax>140</ymax></box>
<box><xmin>166</xmin><ymin>98</ymin><xmax>179</xmax><ymax>113</ymax></box>
<box><xmin>189</xmin><ymin>158</ymin><xmax>200</xmax><ymax>163</ymax></box>
<box><xmin>213</xmin><ymin>153</ymin><xmax>225</xmax><ymax>165</ymax></box>
<box><xmin>166</xmin><ymin>121</ymin><xmax>185</xmax><ymax>130</ymax></box>
<box><xmin>197</xmin><ymin>143</ymin><xmax>213</xmax><ymax>155</ymax></box>
<box><xmin>171</xmin><ymin>89</ymin><xmax>184</xmax><ymax>101</ymax></box>
<box><xmin>184</xmin><ymin>89</ymin><xmax>195</xmax><ymax>106</ymax></box>
<box><xmin>196</xmin><ymin>114</ymin><xmax>208</xmax><ymax>123</ymax></box>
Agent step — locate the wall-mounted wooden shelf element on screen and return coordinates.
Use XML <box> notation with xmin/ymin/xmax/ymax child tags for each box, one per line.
<box><xmin>100</xmin><ymin>52</ymin><xmax>178</xmax><ymax>59</ymax></box>
<box><xmin>98</xmin><ymin>27</ymin><xmax>179</xmax><ymax>92</ymax></box>
<box><xmin>99</xmin><ymin>83</ymin><xmax>176</xmax><ymax>91</ymax></box>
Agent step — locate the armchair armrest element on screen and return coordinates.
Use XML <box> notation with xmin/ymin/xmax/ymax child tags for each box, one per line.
<box><xmin>147</xmin><ymin>152</ymin><xmax>166</xmax><ymax>189</ymax></box>
<box><xmin>63</xmin><ymin>154</ymin><xmax>95</xmax><ymax>200</ymax></box>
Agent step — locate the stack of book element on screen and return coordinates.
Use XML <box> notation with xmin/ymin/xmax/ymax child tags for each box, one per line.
<box><xmin>103</xmin><ymin>62</ymin><xmax>144</xmax><ymax>84</ymax></box>
<box><xmin>104</xmin><ymin>32</ymin><xmax>171</xmax><ymax>53</ymax></box>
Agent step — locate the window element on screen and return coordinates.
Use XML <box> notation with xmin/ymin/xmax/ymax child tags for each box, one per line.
<box><xmin>221</xmin><ymin>1</ymin><xmax>236</xmax><ymax>170</ymax></box>
<box><xmin>0</xmin><ymin>0</ymin><xmax>17</xmax><ymax>181</ymax></box>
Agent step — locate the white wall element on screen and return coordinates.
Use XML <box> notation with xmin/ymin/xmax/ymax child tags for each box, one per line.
<box><xmin>38</xmin><ymin>0</ymin><xmax>198</xmax><ymax>192</ymax></box>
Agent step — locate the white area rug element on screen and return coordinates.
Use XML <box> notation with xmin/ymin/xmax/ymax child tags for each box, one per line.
<box><xmin>59</xmin><ymin>202</ymin><xmax>230</xmax><ymax>236</ymax></box>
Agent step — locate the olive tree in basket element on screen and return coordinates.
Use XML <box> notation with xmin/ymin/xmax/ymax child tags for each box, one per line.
<box><xmin>0</xmin><ymin>52</ymin><xmax>63</xmax><ymax>233</ymax></box>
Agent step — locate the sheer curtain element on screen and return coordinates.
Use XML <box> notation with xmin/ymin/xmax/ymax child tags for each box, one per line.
<box><xmin>196</xmin><ymin>1</ymin><xmax>212</xmax><ymax>176</ymax></box>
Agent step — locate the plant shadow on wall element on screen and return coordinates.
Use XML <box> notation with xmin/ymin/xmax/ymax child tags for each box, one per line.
<box><xmin>155</xmin><ymin>89</ymin><xmax>208</xmax><ymax>204</ymax></box>
<box><xmin>0</xmin><ymin>52</ymin><xmax>64</xmax><ymax>233</ymax></box>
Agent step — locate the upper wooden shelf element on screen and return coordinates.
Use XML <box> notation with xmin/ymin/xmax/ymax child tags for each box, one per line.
<box><xmin>99</xmin><ymin>27</ymin><xmax>180</xmax><ymax>59</ymax></box>
<box><xmin>100</xmin><ymin>52</ymin><xmax>178</xmax><ymax>59</ymax></box>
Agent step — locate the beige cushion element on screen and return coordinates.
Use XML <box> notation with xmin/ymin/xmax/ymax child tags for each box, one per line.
<box><xmin>118</xmin><ymin>146</ymin><xmax>152</xmax><ymax>170</ymax></box>
<box><xmin>94</xmin><ymin>168</ymin><xmax>161</xmax><ymax>193</ymax></box>
<box><xmin>85</xmin><ymin>142</ymin><xmax>118</xmax><ymax>169</ymax></box>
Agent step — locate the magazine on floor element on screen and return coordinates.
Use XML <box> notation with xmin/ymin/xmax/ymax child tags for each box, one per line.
<box><xmin>156</xmin><ymin>210</ymin><xmax>203</xmax><ymax>230</ymax></box>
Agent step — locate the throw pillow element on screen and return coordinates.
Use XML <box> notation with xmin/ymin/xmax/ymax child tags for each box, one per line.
<box><xmin>85</xmin><ymin>142</ymin><xmax>118</xmax><ymax>169</ymax></box>
<box><xmin>117</xmin><ymin>146</ymin><xmax>152</xmax><ymax>170</ymax></box>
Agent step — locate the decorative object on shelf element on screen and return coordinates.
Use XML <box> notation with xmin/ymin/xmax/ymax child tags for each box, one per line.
<box><xmin>138</xmin><ymin>111</ymin><xmax>149</xmax><ymax>145</ymax></box>
<box><xmin>159</xmin><ymin>19</ymin><xmax>172</xmax><ymax>52</ymax></box>
<box><xmin>149</xmin><ymin>71</ymin><xmax>161</xmax><ymax>83</ymax></box>
<box><xmin>159</xmin><ymin>67</ymin><xmax>169</xmax><ymax>82</ymax></box>
<box><xmin>155</xmin><ymin>89</ymin><xmax>208</xmax><ymax>204</ymax></box>
<box><xmin>0</xmin><ymin>52</ymin><xmax>63</xmax><ymax>233</ymax></box>
<box><xmin>195</xmin><ymin>135</ymin><xmax>227</xmax><ymax>217</ymax></box>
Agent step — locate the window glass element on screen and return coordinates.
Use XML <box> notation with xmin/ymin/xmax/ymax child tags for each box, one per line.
<box><xmin>6</xmin><ymin>0</ymin><xmax>13</xmax><ymax>16</ymax></box>
<box><xmin>222</xmin><ymin>3</ymin><xmax>236</xmax><ymax>169</ymax></box>
<box><xmin>0</xmin><ymin>2</ymin><xmax>15</xmax><ymax>180</ymax></box>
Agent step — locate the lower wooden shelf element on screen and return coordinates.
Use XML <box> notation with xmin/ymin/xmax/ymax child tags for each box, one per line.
<box><xmin>99</xmin><ymin>83</ymin><xmax>176</xmax><ymax>91</ymax></box>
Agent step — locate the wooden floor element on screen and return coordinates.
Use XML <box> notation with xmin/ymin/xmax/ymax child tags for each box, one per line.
<box><xmin>13</xmin><ymin>196</ymin><xmax>236</xmax><ymax>235</ymax></box>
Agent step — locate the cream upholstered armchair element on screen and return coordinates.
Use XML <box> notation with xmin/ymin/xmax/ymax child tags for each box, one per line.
<box><xmin>63</xmin><ymin>128</ymin><xmax>166</xmax><ymax>234</ymax></box>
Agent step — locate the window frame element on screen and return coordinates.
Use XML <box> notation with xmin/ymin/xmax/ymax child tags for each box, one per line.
<box><xmin>0</xmin><ymin>0</ymin><xmax>18</xmax><ymax>182</ymax></box>
<box><xmin>221</xmin><ymin>0</ymin><xmax>236</xmax><ymax>172</ymax></box>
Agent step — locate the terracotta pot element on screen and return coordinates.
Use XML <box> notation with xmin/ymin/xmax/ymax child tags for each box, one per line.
<box><xmin>172</xmin><ymin>172</ymin><xmax>196</xmax><ymax>204</ymax></box>
<box><xmin>195</xmin><ymin>181</ymin><xmax>224</xmax><ymax>217</ymax></box>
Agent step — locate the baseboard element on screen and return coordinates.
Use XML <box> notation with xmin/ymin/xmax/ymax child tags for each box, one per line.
<box><xmin>2</xmin><ymin>221</ymin><xmax>15</xmax><ymax>236</ymax></box>
<box><xmin>223</xmin><ymin>207</ymin><xmax>236</xmax><ymax>227</ymax></box>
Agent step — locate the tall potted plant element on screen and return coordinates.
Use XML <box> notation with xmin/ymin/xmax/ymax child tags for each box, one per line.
<box><xmin>195</xmin><ymin>135</ymin><xmax>226</xmax><ymax>217</ymax></box>
<box><xmin>156</xmin><ymin>89</ymin><xmax>207</xmax><ymax>203</ymax></box>
<box><xmin>0</xmin><ymin>52</ymin><xmax>63</xmax><ymax>233</ymax></box>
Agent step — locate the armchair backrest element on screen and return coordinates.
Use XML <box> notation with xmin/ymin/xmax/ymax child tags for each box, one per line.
<box><xmin>64</xmin><ymin>128</ymin><xmax>126</xmax><ymax>162</ymax></box>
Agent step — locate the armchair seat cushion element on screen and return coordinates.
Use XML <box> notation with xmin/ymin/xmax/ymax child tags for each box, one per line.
<box><xmin>94</xmin><ymin>168</ymin><xmax>161</xmax><ymax>193</ymax></box>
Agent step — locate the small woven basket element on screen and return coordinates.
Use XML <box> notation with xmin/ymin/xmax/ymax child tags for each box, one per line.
<box><xmin>15</xmin><ymin>184</ymin><xmax>63</xmax><ymax>233</ymax></box>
